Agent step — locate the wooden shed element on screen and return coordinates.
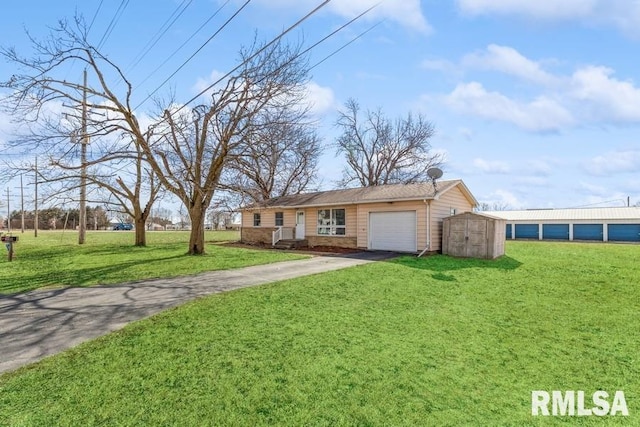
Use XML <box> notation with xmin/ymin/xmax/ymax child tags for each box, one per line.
<box><xmin>442</xmin><ymin>212</ymin><xmax>505</xmax><ymax>259</ymax></box>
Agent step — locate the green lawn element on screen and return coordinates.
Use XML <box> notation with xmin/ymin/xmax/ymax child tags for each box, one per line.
<box><xmin>0</xmin><ymin>230</ymin><xmax>305</xmax><ymax>294</ymax></box>
<box><xmin>1</xmin><ymin>241</ymin><xmax>639</xmax><ymax>425</ymax></box>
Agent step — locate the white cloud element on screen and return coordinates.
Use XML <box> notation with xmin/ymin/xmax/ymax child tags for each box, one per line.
<box><xmin>444</xmin><ymin>82</ymin><xmax>574</xmax><ymax>132</ymax></box>
<box><xmin>457</xmin><ymin>0</ymin><xmax>596</xmax><ymax>20</ymax></box>
<box><xmin>578</xmin><ymin>181</ymin><xmax>608</xmax><ymax>197</ymax></box>
<box><xmin>305</xmin><ymin>81</ymin><xmax>336</xmax><ymax>117</ymax></box>
<box><xmin>253</xmin><ymin>0</ymin><xmax>430</xmax><ymax>33</ymax></box>
<box><xmin>575</xmin><ymin>182</ymin><xmax>631</xmax><ymax>206</ymax></box>
<box><xmin>431</xmin><ymin>46</ymin><xmax>640</xmax><ymax>130</ymax></box>
<box><xmin>569</xmin><ymin>66</ymin><xmax>640</xmax><ymax>122</ymax></box>
<box><xmin>462</xmin><ymin>44</ymin><xmax>558</xmax><ymax>86</ymax></box>
<box><xmin>0</xmin><ymin>104</ymin><xmax>14</xmax><ymax>146</ymax></box>
<box><xmin>472</xmin><ymin>157</ymin><xmax>510</xmax><ymax>174</ymax></box>
<box><xmin>483</xmin><ymin>189</ymin><xmax>521</xmax><ymax>208</ymax></box>
<box><xmin>585</xmin><ymin>150</ymin><xmax>640</xmax><ymax>176</ymax></box>
<box><xmin>456</xmin><ymin>0</ymin><xmax>640</xmax><ymax>38</ymax></box>
<box><xmin>192</xmin><ymin>70</ymin><xmax>226</xmax><ymax>98</ymax></box>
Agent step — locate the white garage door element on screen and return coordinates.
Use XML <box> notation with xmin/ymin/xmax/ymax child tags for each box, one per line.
<box><xmin>369</xmin><ymin>211</ymin><xmax>417</xmax><ymax>252</ymax></box>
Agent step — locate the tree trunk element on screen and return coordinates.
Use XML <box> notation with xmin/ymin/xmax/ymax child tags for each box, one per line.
<box><xmin>187</xmin><ymin>207</ymin><xmax>206</xmax><ymax>255</ymax></box>
<box><xmin>134</xmin><ymin>218</ymin><xmax>147</xmax><ymax>246</ymax></box>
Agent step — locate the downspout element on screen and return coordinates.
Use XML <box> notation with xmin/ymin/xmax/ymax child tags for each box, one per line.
<box><xmin>418</xmin><ymin>199</ymin><xmax>431</xmax><ymax>257</ymax></box>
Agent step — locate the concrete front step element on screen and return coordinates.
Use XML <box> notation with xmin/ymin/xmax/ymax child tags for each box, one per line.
<box><xmin>273</xmin><ymin>239</ymin><xmax>308</xmax><ymax>250</ymax></box>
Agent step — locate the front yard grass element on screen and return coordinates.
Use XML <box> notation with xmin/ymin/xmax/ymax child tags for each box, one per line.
<box><xmin>0</xmin><ymin>230</ymin><xmax>305</xmax><ymax>294</ymax></box>
<box><xmin>1</xmin><ymin>241</ymin><xmax>638</xmax><ymax>425</ymax></box>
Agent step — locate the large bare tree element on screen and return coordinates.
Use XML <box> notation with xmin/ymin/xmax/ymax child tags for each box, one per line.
<box><xmin>335</xmin><ymin>98</ymin><xmax>443</xmax><ymax>187</ymax></box>
<box><xmin>137</xmin><ymin>39</ymin><xmax>312</xmax><ymax>254</ymax></box>
<box><xmin>222</xmin><ymin>106</ymin><xmax>322</xmax><ymax>204</ymax></box>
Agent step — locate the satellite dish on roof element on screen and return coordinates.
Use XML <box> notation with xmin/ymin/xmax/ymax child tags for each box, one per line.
<box><xmin>427</xmin><ymin>167</ymin><xmax>443</xmax><ymax>180</ymax></box>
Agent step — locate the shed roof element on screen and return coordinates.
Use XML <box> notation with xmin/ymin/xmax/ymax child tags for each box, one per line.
<box><xmin>484</xmin><ymin>207</ymin><xmax>640</xmax><ymax>221</ymax></box>
<box><xmin>446</xmin><ymin>211</ymin><xmax>506</xmax><ymax>221</ymax></box>
<box><xmin>246</xmin><ymin>179</ymin><xmax>477</xmax><ymax>209</ymax></box>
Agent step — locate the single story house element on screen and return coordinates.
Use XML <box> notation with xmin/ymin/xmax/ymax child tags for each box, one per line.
<box><xmin>240</xmin><ymin>179</ymin><xmax>478</xmax><ymax>253</ymax></box>
<box><xmin>485</xmin><ymin>207</ymin><xmax>640</xmax><ymax>242</ymax></box>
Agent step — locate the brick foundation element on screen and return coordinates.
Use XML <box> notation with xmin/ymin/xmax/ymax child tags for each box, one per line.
<box><xmin>241</xmin><ymin>227</ymin><xmax>276</xmax><ymax>245</ymax></box>
<box><xmin>307</xmin><ymin>236</ymin><xmax>358</xmax><ymax>249</ymax></box>
<box><xmin>242</xmin><ymin>228</ymin><xmax>360</xmax><ymax>250</ymax></box>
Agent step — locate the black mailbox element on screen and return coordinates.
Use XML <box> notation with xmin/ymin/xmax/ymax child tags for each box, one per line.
<box><xmin>1</xmin><ymin>236</ymin><xmax>18</xmax><ymax>242</ymax></box>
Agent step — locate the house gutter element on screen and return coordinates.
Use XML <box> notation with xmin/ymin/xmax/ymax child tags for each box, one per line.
<box><xmin>418</xmin><ymin>199</ymin><xmax>432</xmax><ymax>257</ymax></box>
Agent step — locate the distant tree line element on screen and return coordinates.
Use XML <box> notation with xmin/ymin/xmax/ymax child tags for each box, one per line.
<box><xmin>3</xmin><ymin>206</ymin><xmax>110</xmax><ymax>230</ymax></box>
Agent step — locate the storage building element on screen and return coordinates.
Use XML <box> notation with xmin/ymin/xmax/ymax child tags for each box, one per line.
<box><xmin>484</xmin><ymin>207</ymin><xmax>640</xmax><ymax>242</ymax></box>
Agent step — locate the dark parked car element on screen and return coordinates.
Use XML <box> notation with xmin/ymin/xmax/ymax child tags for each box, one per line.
<box><xmin>113</xmin><ymin>223</ymin><xmax>133</xmax><ymax>231</ymax></box>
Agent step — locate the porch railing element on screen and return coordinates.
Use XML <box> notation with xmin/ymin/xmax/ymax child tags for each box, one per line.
<box><xmin>272</xmin><ymin>227</ymin><xmax>294</xmax><ymax>246</ymax></box>
<box><xmin>272</xmin><ymin>227</ymin><xmax>282</xmax><ymax>246</ymax></box>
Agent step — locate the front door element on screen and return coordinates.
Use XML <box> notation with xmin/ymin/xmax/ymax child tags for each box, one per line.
<box><xmin>296</xmin><ymin>211</ymin><xmax>305</xmax><ymax>239</ymax></box>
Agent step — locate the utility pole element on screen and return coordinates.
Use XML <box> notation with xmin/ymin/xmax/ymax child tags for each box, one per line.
<box><xmin>79</xmin><ymin>68</ymin><xmax>88</xmax><ymax>244</ymax></box>
<box><xmin>20</xmin><ymin>174</ymin><xmax>25</xmax><ymax>233</ymax></box>
<box><xmin>34</xmin><ymin>157</ymin><xmax>39</xmax><ymax>237</ymax></box>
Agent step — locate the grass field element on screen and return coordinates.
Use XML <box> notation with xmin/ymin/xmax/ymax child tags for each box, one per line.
<box><xmin>0</xmin><ymin>230</ymin><xmax>305</xmax><ymax>294</ymax></box>
<box><xmin>1</xmin><ymin>241</ymin><xmax>639</xmax><ymax>425</ymax></box>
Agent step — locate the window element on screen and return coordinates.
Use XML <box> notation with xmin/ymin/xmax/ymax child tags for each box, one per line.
<box><xmin>253</xmin><ymin>213</ymin><xmax>261</xmax><ymax>227</ymax></box>
<box><xmin>317</xmin><ymin>208</ymin><xmax>346</xmax><ymax>236</ymax></box>
<box><xmin>275</xmin><ymin>212</ymin><xmax>284</xmax><ymax>227</ymax></box>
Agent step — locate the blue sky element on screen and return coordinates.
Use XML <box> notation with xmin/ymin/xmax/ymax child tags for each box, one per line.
<box><xmin>1</xmin><ymin>0</ymin><xmax>640</xmax><ymax>211</ymax></box>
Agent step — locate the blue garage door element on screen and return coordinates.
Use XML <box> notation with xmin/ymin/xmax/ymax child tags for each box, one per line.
<box><xmin>543</xmin><ymin>224</ymin><xmax>569</xmax><ymax>240</ymax></box>
<box><xmin>515</xmin><ymin>224</ymin><xmax>539</xmax><ymax>239</ymax></box>
<box><xmin>573</xmin><ymin>224</ymin><xmax>603</xmax><ymax>241</ymax></box>
<box><xmin>608</xmin><ymin>224</ymin><xmax>640</xmax><ymax>242</ymax></box>
<box><xmin>506</xmin><ymin>224</ymin><xmax>512</xmax><ymax>239</ymax></box>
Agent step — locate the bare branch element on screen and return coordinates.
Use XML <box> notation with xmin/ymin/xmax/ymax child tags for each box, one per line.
<box><xmin>335</xmin><ymin>99</ymin><xmax>443</xmax><ymax>187</ymax></box>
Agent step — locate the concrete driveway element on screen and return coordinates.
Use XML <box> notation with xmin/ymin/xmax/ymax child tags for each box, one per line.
<box><xmin>0</xmin><ymin>253</ymin><xmax>394</xmax><ymax>374</ymax></box>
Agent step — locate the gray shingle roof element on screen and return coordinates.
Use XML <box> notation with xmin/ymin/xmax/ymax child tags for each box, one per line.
<box><xmin>255</xmin><ymin>179</ymin><xmax>467</xmax><ymax>208</ymax></box>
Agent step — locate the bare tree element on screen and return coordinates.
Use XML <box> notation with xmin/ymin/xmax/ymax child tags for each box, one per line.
<box><xmin>0</xmin><ymin>17</ymin><xmax>160</xmax><ymax>246</ymax></box>
<box><xmin>222</xmin><ymin>107</ymin><xmax>322</xmax><ymax>204</ymax></box>
<box><xmin>138</xmin><ymin>39</ymin><xmax>312</xmax><ymax>254</ymax></box>
<box><xmin>335</xmin><ymin>99</ymin><xmax>443</xmax><ymax>187</ymax></box>
<box><xmin>477</xmin><ymin>201</ymin><xmax>510</xmax><ymax>211</ymax></box>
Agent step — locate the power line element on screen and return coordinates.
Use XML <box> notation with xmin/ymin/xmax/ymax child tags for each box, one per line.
<box><xmin>127</xmin><ymin>0</ymin><xmax>194</xmax><ymax>73</ymax></box>
<box><xmin>134</xmin><ymin>0</ymin><xmax>233</xmax><ymax>91</ymax></box>
<box><xmin>135</xmin><ymin>0</ymin><xmax>252</xmax><ymax>110</ymax></box>
<box><xmin>64</xmin><ymin>1</ymin><xmax>106</xmax><ymax>82</ymax></box>
<box><xmin>175</xmin><ymin>0</ymin><xmax>333</xmax><ymax>113</ymax></box>
<box><xmin>311</xmin><ymin>19</ymin><xmax>385</xmax><ymax>71</ymax></box>
<box><xmin>96</xmin><ymin>0</ymin><xmax>131</xmax><ymax>51</ymax></box>
<box><xmin>569</xmin><ymin>199</ymin><xmax>628</xmax><ymax>208</ymax></box>
<box><xmin>231</xmin><ymin>3</ymin><xmax>381</xmax><ymax>98</ymax></box>
<box><xmin>87</xmin><ymin>0</ymin><xmax>105</xmax><ymax>36</ymax></box>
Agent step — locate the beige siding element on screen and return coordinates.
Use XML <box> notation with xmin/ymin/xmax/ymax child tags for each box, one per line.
<box><xmin>430</xmin><ymin>186</ymin><xmax>474</xmax><ymax>251</ymax></box>
<box><xmin>241</xmin><ymin>208</ymin><xmax>296</xmax><ymax>228</ymax></box>
<box><xmin>356</xmin><ymin>201</ymin><xmax>428</xmax><ymax>250</ymax></box>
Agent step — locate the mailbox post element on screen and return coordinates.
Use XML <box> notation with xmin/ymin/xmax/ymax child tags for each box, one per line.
<box><xmin>1</xmin><ymin>235</ymin><xmax>18</xmax><ymax>262</ymax></box>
